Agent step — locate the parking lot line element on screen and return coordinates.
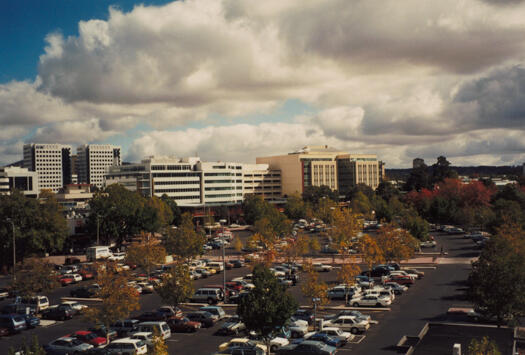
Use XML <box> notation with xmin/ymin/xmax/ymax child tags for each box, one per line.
<box><xmin>349</xmin><ymin>335</ymin><xmax>366</xmax><ymax>344</ymax></box>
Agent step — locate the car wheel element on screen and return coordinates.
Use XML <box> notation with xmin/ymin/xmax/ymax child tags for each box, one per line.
<box><xmin>350</xmin><ymin>327</ymin><xmax>359</xmax><ymax>334</ymax></box>
<box><xmin>376</xmin><ymin>303</ymin><xmax>381</xmax><ymax>307</ymax></box>
<box><xmin>207</xmin><ymin>298</ymin><xmax>214</xmax><ymax>305</ymax></box>
<box><xmin>271</xmin><ymin>345</ymin><xmax>278</xmax><ymax>352</ymax></box>
<box><xmin>352</xmin><ymin>302</ymin><xmax>360</xmax><ymax>307</ymax></box>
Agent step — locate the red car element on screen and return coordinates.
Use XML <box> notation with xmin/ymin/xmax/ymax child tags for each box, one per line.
<box><xmin>225</xmin><ymin>281</ymin><xmax>243</xmax><ymax>292</ymax></box>
<box><xmin>58</xmin><ymin>275</ymin><xmax>74</xmax><ymax>286</ymax></box>
<box><xmin>386</xmin><ymin>275</ymin><xmax>414</xmax><ymax>286</ymax></box>
<box><xmin>79</xmin><ymin>269</ymin><xmax>94</xmax><ymax>280</ymax></box>
<box><xmin>167</xmin><ymin>316</ymin><xmax>201</xmax><ymax>333</ymax></box>
<box><xmin>69</xmin><ymin>330</ymin><xmax>107</xmax><ymax>347</ymax></box>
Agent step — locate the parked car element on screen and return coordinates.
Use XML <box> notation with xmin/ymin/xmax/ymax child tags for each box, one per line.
<box><xmin>420</xmin><ymin>240</ymin><xmax>437</xmax><ymax>248</ymax></box>
<box><xmin>69</xmin><ymin>330</ymin><xmax>107</xmax><ymax>347</ymax></box>
<box><xmin>0</xmin><ymin>288</ymin><xmax>9</xmax><ymax>300</ymax></box>
<box><xmin>0</xmin><ymin>314</ymin><xmax>27</xmax><ymax>334</ymax></box>
<box><xmin>15</xmin><ymin>295</ymin><xmax>49</xmax><ymax>313</ymax></box>
<box><xmin>216</xmin><ymin>315</ymin><xmax>245</xmax><ymax>335</ymax></box>
<box><xmin>276</xmin><ymin>340</ymin><xmax>336</xmax><ymax>355</ymax></box>
<box><xmin>383</xmin><ymin>282</ymin><xmax>408</xmax><ymax>294</ymax></box>
<box><xmin>218</xmin><ymin>338</ymin><xmax>267</xmax><ymax>353</ymax></box>
<box><xmin>349</xmin><ymin>295</ymin><xmax>392</xmax><ymax>307</ymax></box>
<box><xmin>58</xmin><ymin>275</ymin><xmax>75</xmax><ymax>286</ymax></box>
<box><xmin>200</xmin><ymin>306</ymin><xmax>226</xmax><ymax>320</ymax></box>
<box><xmin>327</xmin><ymin>285</ymin><xmax>360</xmax><ymax>300</ymax></box>
<box><xmin>130</xmin><ymin>332</ymin><xmax>154</xmax><ymax>348</ymax></box>
<box><xmin>385</xmin><ymin>274</ymin><xmax>414</xmax><ymax>286</ymax></box>
<box><xmin>316</xmin><ymin>327</ymin><xmax>354</xmax><ymax>343</ymax></box>
<box><xmin>157</xmin><ymin>306</ymin><xmax>183</xmax><ymax>319</ymax></box>
<box><xmin>44</xmin><ymin>337</ymin><xmax>94</xmax><ymax>354</ymax></box>
<box><xmin>137</xmin><ymin>321</ymin><xmax>171</xmax><ymax>340</ymax></box>
<box><xmin>186</xmin><ymin>311</ymin><xmax>217</xmax><ymax>327</ymax></box>
<box><xmin>324</xmin><ymin>315</ymin><xmax>370</xmax><ymax>334</ymax></box>
<box><xmin>293</xmin><ymin>310</ymin><xmax>314</xmax><ymax>325</ymax></box>
<box><xmin>70</xmin><ymin>286</ymin><xmax>97</xmax><ymax>298</ymax></box>
<box><xmin>104</xmin><ymin>338</ymin><xmax>147</xmax><ymax>354</ymax></box>
<box><xmin>41</xmin><ymin>306</ymin><xmax>74</xmax><ymax>321</ymax></box>
<box><xmin>191</xmin><ymin>287</ymin><xmax>224</xmax><ymax>304</ymax></box>
<box><xmin>401</xmin><ymin>268</ymin><xmax>425</xmax><ymax>279</ymax></box>
<box><xmin>231</xmin><ymin>260</ymin><xmax>244</xmax><ymax>268</ymax></box>
<box><xmin>88</xmin><ymin>325</ymin><xmax>118</xmax><ymax>341</ymax></box>
<box><xmin>167</xmin><ymin>316</ymin><xmax>201</xmax><ymax>333</ymax></box>
<box><xmin>312</xmin><ymin>263</ymin><xmax>332</xmax><ymax>272</ymax></box>
<box><xmin>61</xmin><ymin>300</ymin><xmax>88</xmax><ymax>313</ymax></box>
<box><xmin>301</xmin><ymin>333</ymin><xmax>344</xmax><ymax>347</ymax></box>
<box><xmin>324</xmin><ymin>310</ymin><xmax>371</xmax><ymax>323</ymax></box>
<box><xmin>111</xmin><ymin>319</ymin><xmax>140</xmax><ymax>337</ymax></box>
<box><xmin>136</xmin><ymin>311</ymin><xmax>169</xmax><ymax>322</ymax></box>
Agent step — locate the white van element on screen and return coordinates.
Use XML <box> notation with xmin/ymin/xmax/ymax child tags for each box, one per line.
<box><xmin>86</xmin><ymin>246</ymin><xmax>113</xmax><ymax>261</ymax></box>
<box><xmin>137</xmin><ymin>321</ymin><xmax>171</xmax><ymax>340</ymax></box>
<box><xmin>15</xmin><ymin>295</ymin><xmax>49</xmax><ymax>313</ymax></box>
<box><xmin>207</xmin><ymin>262</ymin><xmax>224</xmax><ymax>273</ymax></box>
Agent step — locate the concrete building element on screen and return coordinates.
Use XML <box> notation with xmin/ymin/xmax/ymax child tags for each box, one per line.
<box><xmin>77</xmin><ymin>144</ymin><xmax>121</xmax><ymax>189</ymax></box>
<box><xmin>23</xmin><ymin>143</ymin><xmax>72</xmax><ymax>193</ymax></box>
<box><xmin>105</xmin><ymin>156</ymin><xmax>282</xmax><ymax>206</ymax></box>
<box><xmin>256</xmin><ymin>146</ymin><xmax>384</xmax><ymax>196</ymax></box>
<box><xmin>0</xmin><ymin>166</ymin><xmax>39</xmax><ymax>197</ymax></box>
<box><xmin>55</xmin><ymin>184</ymin><xmax>94</xmax><ymax>209</ymax></box>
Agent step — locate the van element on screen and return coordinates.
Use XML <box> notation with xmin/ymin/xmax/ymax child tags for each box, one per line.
<box><xmin>207</xmin><ymin>262</ymin><xmax>224</xmax><ymax>273</ymax></box>
<box><xmin>15</xmin><ymin>295</ymin><xmax>49</xmax><ymax>313</ymax></box>
<box><xmin>137</xmin><ymin>321</ymin><xmax>171</xmax><ymax>340</ymax></box>
<box><xmin>192</xmin><ymin>288</ymin><xmax>224</xmax><ymax>304</ymax></box>
<box><xmin>86</xmin><ymin>246</ymin><xmax>113</xmax><ymax>261</ymax></box>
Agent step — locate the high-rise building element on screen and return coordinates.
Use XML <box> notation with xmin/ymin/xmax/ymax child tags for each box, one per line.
<box><xmin>257</xmin><ymin>146</ymin><xmax>384</xmax><ymax>196</ymax></box>
<box><xmin>0</xmin><ymin>167</ymin><xmax>39</xmax><ymax>197</ymax></box>
<box><xmin>105</xmin><ymin>156</ymin><xmax>282</xmax><ymax>206</ymax></box>
<box><xmin>23</xmin><ymin>143</ymin><xmax>72</xmax><ymax>193</ymax></box>
<box><xmin>77</xmin><ymin>144</ymin><xmax>121</xmax><ymax>188</ymax></box>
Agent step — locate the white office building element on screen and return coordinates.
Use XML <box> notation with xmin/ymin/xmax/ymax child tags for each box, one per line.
<box><xmin>198</xmin><ymin>161</ymin><xmax>244</xmax><ymax>206</ymax></box>
<box><xmin>77</xmin><ymin>144</ymin><xmax>121</xmax><ymax>189</ymax></box>
<box><xmin>0</xmin><ymin>166</ymin><xmax>39</xmax><ymax>197</ymax></box>
<box><xmin>23</xmin><ymin>143</ymin><xmax>72</xmax><ymax>193</ymax></box>
<box><xmin>242</xmin><ymin>164</ymin><xmax>281</xmax><ymax>200</ymax></box>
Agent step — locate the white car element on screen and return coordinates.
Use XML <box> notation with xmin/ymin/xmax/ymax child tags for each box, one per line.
<box><xmin>289</xmin><ymin>318</ymin><xmax>309</xmax><ymax>338</ymax></box>
<box><xmin>349</xmin><ymin>295</ymin><xmax>392</xmax><ymax>307</ymax></box>
<box><xmin>316</xmin><ymin>327</ymin><xmax>354</xmax><ymax>342</ymax></box>
<box><xmin>324</xmin><ymin>315</ymin><xmax>370</xmax><ymax>334</ymax></box>
<box><xmin>313</xmin><ymin>263</ymin><xmax>332</xmax><ymax>272</ymax></box>
<box><xmin>70</xmin><ymin>274</ymin><xmax>83</xmax><ymax>283</ymax></box>
<box><xmin>363</xmin><ymin>287</ymin><xmax>395</xmax><ymax>301</ymax></box>
<box><xmin>390</xmin><ymin>270</ymin><xmax>417</xmax><ymax>280</ymax></box>
<box><xmin>108</xmin><ymin>252</ymin><xmax>126</xmax><ymax>261</ymax></box>
<box><xmin>61</xmin><ymin>301</ymin><xmax>88</xmax><ymax>312</ymax></box>
<box><xmin>105</xmin><ymin>338</ymin><xmax>148</xmax><ymax>354</ymax></box>
<box><xmin>420</xmin><ymin>240</ymin><xmax>437</xmax><ymax>248</ymax></box>
<box><xmin>137</xmin><ymin>282</ymin><xmax>154</xmax><ymax>293</ymax></box>
<box><xmin>270</xmin><ymin>268</ymin><xmax>286</xmax><ymax>277</ymax></box>
<box><xmin>130</xmin><ymin>332</ymin><xmax>154</xmax><ymax>347</ymax></box>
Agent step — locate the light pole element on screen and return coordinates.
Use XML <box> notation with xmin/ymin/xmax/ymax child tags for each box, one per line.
<box><xmin>219</xmin><ymin>218</ymin><xmax>227</xmax><ymax>304</ymax></box>
<box><xmin>6</xmin><ymin>218</ymin><xmax>16</xmax><ymax>283</ymax></box>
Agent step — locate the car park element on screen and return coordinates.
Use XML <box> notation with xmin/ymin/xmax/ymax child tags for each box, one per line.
<box><xmin>41</xmin><ymin>305</ymin><xmax>74</xmax><ymax>321</ymax></box>
<box><xmin>324</xmin><ymin>315</ymin><xmax>370</xmax><ymax>334</ymax></box>
<box><xmin>200</xmin><ymin>305</ymin><xmax>226</xmax><ymax>320</ymax></box>
<box><xmin>276</xmin><ymin>340</ymin><xmax>336</xmax><ymax>355</ymax></box>
<box><xmin>44</xmin><ymin>337</ymin><xmax>94</xmax><ymax>354</ymax></box>
<box><xmin>312</xmin><ymin>263</ymin><xmax>332</xmax><ymax>272</ymax></box>
<box><xmin>136</xmin><ymin>311</ymin><xmax>169</xmax><ymax>322</ymax></box>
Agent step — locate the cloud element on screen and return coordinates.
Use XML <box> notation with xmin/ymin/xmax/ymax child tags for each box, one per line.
<box><xmin>32</xmin><ymin>119</ymin><xmax>119</xmax><ymax>144</ymax></box>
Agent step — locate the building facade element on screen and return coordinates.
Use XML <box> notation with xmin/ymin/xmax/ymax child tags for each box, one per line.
<box><xmin>257</xmin><ymin>146</ymin><xmax>384</xmax><ymax>196</ymax></box>
<box><xmin>0</xmin><ymin>167</ymin><xmax>39</xmax><ymax>197</ymax></box>
<box><xmin>77</xmin><ymin>144</ymin><xmax>121</xmax><ymax>189</ymax></box>
<box><xmin>105</xmin><ymin>157</ymin><xmax>282</xmax><ymax>206</ymax></box>
<box><xmin>23</xmin><ymin>143</ymin><xmax>72</xmax><ymax>193</ymax></box>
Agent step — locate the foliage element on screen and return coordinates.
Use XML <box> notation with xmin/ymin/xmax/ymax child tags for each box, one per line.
<box><xmin>0</xmin><ymin>190</ymin><xmax>68</xmax><ymax>268</ymax></box>
<box><xmin>148</xmin><ymin>334</ymin><xmax>169</xmax><ymax>355</ymax></box>
<box><xmin>315</xmin><ymin>197</ymin><xmax>338</xmax><ymax>223</ymax></box>
<box><xmin>468</xmin><ymin>336</ymin><xmax>501</xmax><ymax>355</ymax></box>
<box><xmin>468</xmin><ymin>222</ymin><xmax>525</xmax><ymax>326</ymax></box>
<box><xmin>237</xmin><ymin>264</ymin><xmax>297</xmax><ymax>350</ymax></box>
<box><xmin>399</xmin><ymin>212</ymin><xmax>429</xmax><ymax>240</ymax></box>
<box><xmin>284</xmin><ymin>193</ymin><xmax>307</xmax><ymax>220</ymax></box>
<box><xmin>404</xmin><ymin>163</ymin><xmax>430</xmax><ymax>192</ymax></box>
<box><xmin>84</xmin><ymin>264</ymin><xmax>140</xmax><ymax>342</ymax></box>
<box><xmin>165</xmin><ymin>212</ymin><xmax>205</xmax><ymax>261</ymax></box>
<box><xmin>337</xmin><ymin>262</ymin><xmax>361</xmax><ymax>304</ymax></box>
<box><xmin>302</xmin><ymin>185</ymin><xmax>338</xmax><ymax>204</ymax></box>
<box><xmin>329</xmin><ymin>208</ymin><xmax>362</xmax><ymax>257</ymax></box>
<box><xmin>301</xmin><ymin>263</ymin><xmax>329</xmax><ymax>307</ymax></box>
<box><xmin>233</xmin><ymin>237</ymin><xmax>243</xmax><ymax>253</ymax></box>
<box><xmin>309</xmin><ymin>237</ymin><xmax>321</xmax><ymax>255</ymax></box>
<box><xmin>243</xmin><ymin>195</ymin><xmax>291</xmax><ymax>237</ymax></box>
<box><xmin>12</xmin><ymin>258</ymin><xmax>59</xmax><ymax>297</ymax></box>
<box><xmin>431</xmin><ymin>156</ymin><xmax>458</xmax><ymax>185</ymax></box>
<box><xmin>125</xmin><ymin>232</ymin><xmax>166</xmax><ymax>276</ymax></box>
<box><xmin>8</xmin><ymin>335</ymin><xmax>45</xmax><ymax>355</ymax></box>
<box><xmin>155</xmin><ymin>263</ymin><xmax>194</xmax><ymax>309</ymax></box>
<box><xmin>146</xmin><ymin>196</ymin><xmax>173</xmax><ymax>228</ymax></box>
<box><xmin>160</xmin><ymin>194</ymin><xmax>182</xmax><ymax>226</ymax></box>
<box><xmin>375</xmin><ymin>224</ymin><xmax>417</xmax><ymax>263</ymax></box>
<box><xmin>347</xmin><ymin>184</ymin><xmax>375</xmax><ymax>201</ymax></box>
<box><xmin>359</xmin><ymin>235</ymin><xmax>385</xmax><ymax>274</ymax></box>
<box><xmin>375</xmin><ymin>181</ymin><xmax>399</xmax><ymax>202</ymax></box>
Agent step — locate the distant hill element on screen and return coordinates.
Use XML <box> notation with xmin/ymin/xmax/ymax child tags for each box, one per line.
<box><xmin>387</xmin><ymin>165</ymin><xmax>523</xmax><ymax>181</ymax></box>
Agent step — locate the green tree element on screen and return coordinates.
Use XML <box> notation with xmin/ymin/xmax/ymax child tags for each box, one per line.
<box><xmin>284</xmin><ymin>193</ymin><xmax>307</xmax><ymax>220</ymax></box>
<box><xmin>237</xmin><ymin>264</ymin><xmax>298</xmax><ymax>352</ymax></box>
<box><xmin>375</xmin><ymin>181</ymin><xmax>399</xmax><ymax>202</ymax></box>
<box><xmin>302</xmin><ymin>185</ymin><xmax>338</xmax><ymax>204</ymax></box>
<box><xmin>12</xmin><ymin>258</ymin><xmax>59</xmax><ymax>297</ymax></box>
<box><xmin>468</xmin><ymin>223</ymin><xmax>525</xmax><ymax>327</ymax></box>
<box><xmin>8</xmin><ymin>335</ymin><xmax>45</xmax><ymax>355</ymax></box>
<box><xmin>84</xmin><ymin>265</ymin><xmax>140</xmax><ymax>343</ymax></box>
<box><xmin>243</xmin><ymin>194</ymin><xmax>270</xmax><ymax>225</ymax></box>
<box><xmin>468</xmin><ymin>336</ymin><xmax>501</xmax><ymax>355</ymax></box>
<box><xmin>431</xmin><ymin>156</ymin><xmax>458</xmax><ymax>186</ymax></box>
<box><xmin>160</xmin><ymin>194</ymin><xmax>182</xmax><ymax>226</ymax></box>
<box><xmin>146</xmin><ymin>196</ymin><xmax>173</xmax><ymax>229</ymax></box>
<box><xmin>165</xmin><ymin>213</ymin><xmax>205</xmax><ymax>261</ymax></box>
<box><xmin>400</xmin><ymin>212</ymin><xmax>429</xmax><ymax>240</ymax></box>
<box><xmin>155</xmin><ymin>263</ymin><xmax>194</xmax><ymax>308</ymax></box>
<box><xmin>404</xmin><ymin>163</ymin><xmax>430</xmax><ymax>191</ymax></box>
<box><xmin>350</xmin><ymin>192</ymin><xmax>373</xmax><ymax>219</ymax></box>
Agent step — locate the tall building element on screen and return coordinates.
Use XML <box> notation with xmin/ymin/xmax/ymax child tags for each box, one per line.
<box><xmin>77</xmin><ymin>144</ymin><xmax>121</xmax><ymax>188</ymax></box>
<box><xmin>0</xmin><ymin>167</ymin><xmax>39</xmax><ymax>197</ymax></box>
<box><xmin>257</xmin><ymin>146</ymin><xmax>384</xmax><ymax>196</ymax></box>
<box><xmin>23</xmin><ymin>143</ymin><xmax>72</xmax><ymax>193</ymax></box>
<box><xmin>105</xmin><ymin>156</ymin><xmax>282</xmax><ymax>206</ymax></box>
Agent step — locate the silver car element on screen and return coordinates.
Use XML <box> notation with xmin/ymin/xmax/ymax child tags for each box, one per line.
<box><xmin>44</xmin><ymin>337</ymin><xmax>93</xmax><ymax>354</ymax></box>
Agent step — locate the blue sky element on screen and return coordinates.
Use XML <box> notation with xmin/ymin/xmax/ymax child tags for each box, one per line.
<box><xmin>1</xmin><ymin>0</ymin><xmax>525</xmax><ymax>167</ymax></box>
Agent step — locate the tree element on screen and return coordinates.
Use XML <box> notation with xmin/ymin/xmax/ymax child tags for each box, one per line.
<box><xmin>301</xmin><ymin>263</ymin><xmax>329</xmax><ymax>308</ymax></box>
<box><xmin>155</xmin><ymin>263</ymin><xmax>194</xmax><ymax>309</ymax></box>
<box><xmin>468</xmin><ymin>337</ymin><xmax>501</xmax><ymax>355</ymax></box>
<box><xmin>8</xmin><ymin>335</ymin><xmax>45</xmax><ymax>355</ymax></box>
<box><xmin>431</xmin><ymin>156</ymin><xmax>458</xmax><ymax>185</ymax></box>
<box><xmin>374</xmin><ymin>224</ymin><xmax>417</xmax><ymax>263</ymax></box>
<box><xmin>295</xmin><ymin>235</ymin><xmax>310</xmax><ymax>262</ymax></box>
<box><xmin>237</xmin><ymin>264</ymin><xmax>298</xmax><ymax>352</ymax></box>
<box><xmin>165</xmin><ymin>212</ymin><xmax>205</xmax><ymax>261</ymax></box>
<box><xmin>233</xmin><ymin>237</ymin><xmax>243</xmax><ymax>253</ymax></box>
<box><xmin>309</xmin><ymin>237</ymin><xmax>321</xmax><ymax>255</ymax></box>
<box><xmin>468</xmin><ymin>223</ymin><xmax>525</xmax><ymax>327</ymax></box>
<box><xmin>329</xmin><ymin>208</ymin><xmax>362</xmax><ymax>259</ymax></box>
<box><xmin>316</xmin><ymin>197</ymin><xmax>338</xmax><ymax>223</ymax></box>
<box><xmin>148</xmin><ymin>334</ymin><xmax>169</xmax><ymax>355</ymax></box>
<box><xmin>302</xmin><ymin>185</ymin><xmax>338</xmax><ymax>205</ymax></box>
<box><xmin>146</xmin><ymin>196</ymin><xmax>173</xmax><ymax>229</ymax></box>
<box><xmin>337</xmin><ymin>262</ymin><xmax>361</xmax><ymax>304</ymax></box>
<box><xmin>84</xmin><ymin>264</ymin><xmax>140</xmax><ymax>343</ymax></box>
<box><xmin>12</xmin><ymin>258</ymin><xmax>59</xmax><ymax>297</ymax></box>
<box><xmin>400</xmin><ymin>212</ymin><xmax>429</xmax><ymax>241</ymax></box>
<box><xmin>359</xmin><ymin>235</ymin><xmax>384</xmax><ymax>275</ymax></box>
<box><xmin>376</xmin><ymin>181</ymin><xmax>399</xmax><ymax>202</ymax></box>
<box><xmin>284</xmin><ymin>193</ymin><xmax>307</xmax><ymax>220</ymax></box>
<box><xmin>125</xmin><ymin>232</ymin><xmax>167</xmax><ymax>277</ymax></box>
<box><xmin>243</xmin><ymin>195</ymin><xmax>270</xmax><ymax>225</ymax></box>
<box><xmin>404</xmin><ymin>163</ymin><xmax>430</xmax><ymax>191</ymax></box>
<box><xmin>160</xmin><ymin>194</ymin><xmax>182</xmax><ymax>226</ymax></box>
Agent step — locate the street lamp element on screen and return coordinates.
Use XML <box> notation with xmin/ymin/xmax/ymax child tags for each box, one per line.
<box><xmin>219</xmin><ymin>218</ymin><xmax>228</xmax><ymax>304</ymax></box>
<box><xmin>6</xmin><ymin>218</ymin><xmax>16</xmax><ymax>283</ymax></box>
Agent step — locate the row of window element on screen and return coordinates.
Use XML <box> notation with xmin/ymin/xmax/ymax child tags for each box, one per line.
<box><xmin>155</xmin><ymin>188</ymin><xmax>200</xmax><ymax>193</ymax></box>
<box><xmin>154</xmin><ymin>180</ymin><xmax>200</xmax><ymax>185</ymax></box>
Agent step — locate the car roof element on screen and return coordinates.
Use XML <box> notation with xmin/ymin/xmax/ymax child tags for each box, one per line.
<box><xmin>112</xmin><ymin>337</ymin><xmax>141</xmax><ymax>344</ymax></box>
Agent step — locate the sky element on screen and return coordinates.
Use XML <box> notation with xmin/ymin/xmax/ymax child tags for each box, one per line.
<box><xmin>1</xmin><ymin>0</ymin><xmax>525</xmax><ymax>168</ymax></box>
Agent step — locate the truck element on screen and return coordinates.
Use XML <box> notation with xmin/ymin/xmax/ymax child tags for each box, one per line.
<box><xmin>86</xmin><ymin>246</ymin><xmax>113</xmax><ymax>262</ymax></box>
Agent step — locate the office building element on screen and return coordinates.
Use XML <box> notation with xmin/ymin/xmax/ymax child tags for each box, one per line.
<box><xmin>257</xmin><ymin>146</ymin><xmax>384</xmax><ymax>196</ymax></box>
<box><xmin>0</xmin><ymin>166</ymin><xmax>39</xmax><ymax>197</ymax></box>
<box><xmin>105</xmin><ymin>156</ymin><xmax>282</xmax><ymax>206</ymax></box>
<box><xmin>23</xmin><ymin>143</ymin><xmax>72</xmax><ymax>193</ymax></box>
<box><xmin>77</xmin><ymin>144</ymin><xmax>121</xmax><ymax>188</ymax></box>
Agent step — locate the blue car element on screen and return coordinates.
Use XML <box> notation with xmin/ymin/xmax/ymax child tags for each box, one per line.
<box><xmin>22</xmin><ymin>313</ymin><xmax>40</xmax><ymax>328</ymax></box>
<box><xmin>308</xmin><ymin>333</ymin><xmax>344</xmax><ymax>347</ymax></box>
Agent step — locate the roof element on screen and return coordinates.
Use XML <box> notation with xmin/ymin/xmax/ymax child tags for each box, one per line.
<box><xmin>400</xmin><ymin>323</ymin><xmax>516</xmax><ymax>355</ymax></box>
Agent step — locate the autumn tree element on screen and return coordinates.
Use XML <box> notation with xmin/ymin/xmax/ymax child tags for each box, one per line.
<box><xmin>84</xmin><ymin>264</ymin><xmax>140</xmax><ymax>343</ymax></box>
<box><xmin>13</xmin><ymin>258</ymin><xmax>59</xmax><ymax>297</ymax></box>
<box><xmin>165</xmin><ymin>212</ymin><xmax>205</xmax><ymax>261</ymax></box>
<box><xmin>233</xmin><ymin>237</ymin><xmax>243</xmax><ymax>254</ymax></box>
<box><xmin>329</xmin><ymin>208</ymin><xmax>362</xmax><ymax>260</ymax></box>
<box><xmin>309</xmin><ymin>237</ymin><xmax>321</xmax><ymax>255</ymax></box>
<box><xmin>125</xmin><ymin>232</ymin><xmax>167</xmax><ymax>277</ymax></box>
<box><xmin>316</xmin><ymin>197</ymin><xmax>338</xmax><ymax>223</ymax></box>
<box><xmin>160</xmin><ymin>194</ymin><xmax>182</xmax><ymax>226</ymax></box>
<box><xmin>301</xmin><ymin>263</ymin><xmax>329</xmax><ymax>307</ymax></box>
<box><xmin>148</xmin><ymin>334</ymin><xmax>169</xmax><ymax>355</ymax></box>
<box><xmin>359</xmin><ymin>234</ymin><xmax>385</xmax><ymax>276</ymax></box>
<box><xmin>155</xmin><ymin>263</ymin><xmax>194</xmax><ymax>308</ymax></box>
<box><xmin>146</xmin><ymin>196</ymin><xmax>173</xmax><ymax>229</ymax></box>
<box><xmin>468</xmin><ymin>337</ymin><xmax>501</xmax><ymax>355</ymax></box>
<box><xmin>375</xmin><ymin>224</ymin><xmax>418</xmax><ymax>263</ymax></box>
<box><xmin>238</xmin><ymin>264</ymin><xmax>297</xmax><ymax>353</ymax></box>
<box><xmin>295</xmin><ymin>235</ymin><xmax>310</xmax><ymax>262</ymax></box>
<box><xmin>337</xmin><ymin>262</ymin><xmax>361</xmax><ymax>304</ymax></box>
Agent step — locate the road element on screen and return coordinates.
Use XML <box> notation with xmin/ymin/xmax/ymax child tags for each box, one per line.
<box><xmin>0</xmin><ymin>229</ymin><xmax>480</xmax><ymax>354</ymax></box>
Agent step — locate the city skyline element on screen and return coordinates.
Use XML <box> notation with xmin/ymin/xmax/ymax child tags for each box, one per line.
<box><xmin>2</xmin><ymin>0</ymin><xmax>525</xmax><ymax>168</ymax></box>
